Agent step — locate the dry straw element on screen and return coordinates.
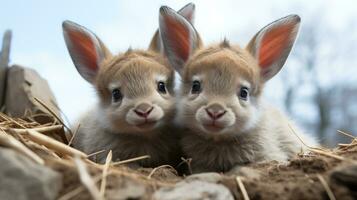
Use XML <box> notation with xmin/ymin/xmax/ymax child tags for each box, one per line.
<box><xmin>74</xmin><ymin>156</ymin><xmax>101</xmax><ymax>200</ymax></box>
<box><xmin>288</xmin><ymin>123</ymin><xmax>357</xmax><ymax>164</ymax></box>
<box><xmin>236</xmin><ymin>176</ymin><xmax>250</xmax><ymax>200</ymax></box>
<box><xmin>317</xmin><ymin>174</ymin><xmax>336</xmax><ymax>200</ymax></box>
<box><xmin>58</xmin><ymin>174</ymin><xmax>103</xmax><ymax>200</ymax></box>
<box><xmin>111</xmin><ymin>155</ymin><xmax>150</xmax><ymax>166</ymax></box>
<box><xmin>0</xmin><ymin>130</ymin><xmax>44</xmax><ymax>164</ymax></box>
<box><xmin>24</xmin><ymin>129</ymin><xmax>87</xmax><ymax>158</ymax></box>
<box><xmin>100</xmin><ymin>150</ymin><xmax>112</xmax><ymax>199</ymax></box>
<box><xmin>0</xmin><ymin>100</ymin><xmax>177</xmax><ymax>199</ymax></box>
<box><xmin>147</xmin><ymin>165</ymin><xmax>178</xmax><ymax>179</ymax></box>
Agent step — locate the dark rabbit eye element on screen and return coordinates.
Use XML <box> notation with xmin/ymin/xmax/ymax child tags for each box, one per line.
<box><xmin>191</xmin><ymin>80</ymin><xmax>201</xmax><ymax>94</ymax></box>
<box><xmin>157</xmin><ymin>81</ymin><xmax>167</xmax><ymax>94</ymax></box>
<box><xmin>112</xmin><ymin>89</ymin><xmax>122</xmax><ymax>102</ymax></box>
<box><xmin>239</xmin><ymin>87</ymin><xmax>249</xmax><ymax>100</ymax></box>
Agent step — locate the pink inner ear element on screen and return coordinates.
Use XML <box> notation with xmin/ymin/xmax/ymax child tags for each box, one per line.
<box><xmin>67</xmin><ymin>30</ymin><xmax>98</xmax><ymax>71</ymax></box>
<box><xmin>182</xmin><ymin>12</ymin><xmax>193</xmax><ymax>22</ymax></box>
<box><xmin>259</xmin><ymin>23</ymin><xmax>295</xmax><ymax>68</ymax></box>
<box><xmin>164</xmin><ymin>16</ymin><xmax>190</xmax><ymax>62</ymax></box>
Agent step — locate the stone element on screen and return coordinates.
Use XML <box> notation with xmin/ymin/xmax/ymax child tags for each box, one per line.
<box><xmin>0</xmin><ymin>147</ymin><xmax>62</xmax><ymax>200</ymax></box>
<box><xmin>4</xmin><ymin>65</ymin><xmax>67</xmax><ymax>143</ymax></box>
<box><xmin>4</xmin><ymin>65</ymin><xmax>60</xmax><ymax>121</ymax></box>
<box><xmin>154</xmin><ymin>180</ymin><xmax>234</xmax><ymax>200</ymax></box>
<box><xmin>106</xmin><ymin>179</ymin><xmax>146</xmax><ymax>200</ymax></box>
<box><xmin>185</xmin><ymin>172</ymin><xmax>223</xmax><ymax>183</ymax></box>
<box><xmin>0</xmin><ymin>30</ymin><xmax>11</xmax><ymax>107</ymax></box>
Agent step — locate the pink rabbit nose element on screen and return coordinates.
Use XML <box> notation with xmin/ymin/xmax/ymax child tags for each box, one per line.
<box><xmin>134</xmin><ymin>103</ymin><xmax>154</xmax><ymax>118</ymax></box>
<box><xmin>205</xmin><ymin>103</ymin><xmax>226</xmax><ymax>120</ymax></box>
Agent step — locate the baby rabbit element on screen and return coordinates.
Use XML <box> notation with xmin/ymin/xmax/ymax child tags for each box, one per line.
<box><xmin>159</xmin><ymin>6</ymin><xmax>317</xmax><ymax>172</ymax></box>
<box><xmin>62</xmin><ymin>3</ymin><xmax>196</xmax><ymax>167</ymax></box>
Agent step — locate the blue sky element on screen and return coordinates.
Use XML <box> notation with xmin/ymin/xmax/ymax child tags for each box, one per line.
<box><xmin>1</xmin><ymin>0</ymin><xmax>356</xmax><ymax>122</ymax></box>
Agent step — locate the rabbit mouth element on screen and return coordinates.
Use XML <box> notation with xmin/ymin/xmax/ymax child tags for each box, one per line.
<box><xmin>201</xmin><ymin>123</ymin><xmax>226</xmax><ymax>133</ymax></box>
<box><xmin>134</xmin><ymin>120</ymin><xmax>159</xmax><ymax>130</ymax></box>
<box><xmin>198</xmin><ymin>115</ymin><xmax>230</xmax><ymax>133</ymax></box>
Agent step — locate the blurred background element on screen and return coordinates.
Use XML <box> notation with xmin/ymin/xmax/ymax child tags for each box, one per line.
<box><xmin>0</xmin><ymin>0</ymin><xmax>356</xmax><ymax>146</ymax></box>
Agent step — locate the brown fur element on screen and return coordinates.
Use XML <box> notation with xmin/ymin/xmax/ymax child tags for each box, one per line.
<box><xmin>159</xmin><ymin>9</ymin><xmax>317</xmax><ymax>173</ymax></box>
<box><xmin>63</xmin><ymin>20</ymin><xmax>180</xmax><ymax>167</ymax></box>
<box><xmin>182</xmin><ymin>44</ymin><xmax>263</xmax><ymax>96</ymax></box>
<box><xmin>95</xmin><ymin>50</ymin><xmax>173</xmax><ymax>104</ymax></box>
<box><xmin>72</xmin><ymin>49</ymin><xmax>181</xmax><ymax>167</ymax></box>
<box><xmin>64</xmin><ymin>4</ymin><xmax>197</xmax><ymax>167</ymax></box>
<box><xmin>177</xmin><ymin>43</ymin><xmax>315</xmax><ymax>172</ymax></box>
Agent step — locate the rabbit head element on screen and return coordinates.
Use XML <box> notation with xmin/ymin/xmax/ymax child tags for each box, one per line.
<box><xmin>159</xmin><ymin>6</ymin><xmax>300</xmax><ymax>137</ymax></box>
<box><xmin>63</xmin><ymin>4</ymin><xmax>196</xmax><ymax>134</ymax></box>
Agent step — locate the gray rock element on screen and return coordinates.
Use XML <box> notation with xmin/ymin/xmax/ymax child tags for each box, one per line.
<box><xmin>185</xmin><ymin>172</ymin><xmax>223</xmax><ymax>183</ymax></box>
<box><xmin>4</xmin><ymin>65</ymin><xmax>61</xmax><ymax>123</ymax></box>
<box><xmin>154</xmin><ymin>180</ymin><xmax>234</xmax><ymax>200</ymax></box>
<box><xmin>4</xmin><ymin>65</ymin><xmax>67</xmax><ymax>143</ymax></box>
<box><xmin>0</xmin><ymin>30</ymin><xmax>11</xmax><ymax>107</ymax></box>
<box><xmin>106</xmin><ymin>179</ymin><xmax>146</xmax><ymax>200</ymax></box>
<box><xmin>0</xmin><ymin>147</ymin><xmax>62</xmax><ymax>200</ymax></box>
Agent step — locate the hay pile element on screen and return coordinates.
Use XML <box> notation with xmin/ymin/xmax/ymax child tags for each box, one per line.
<box><xmin>0</xmin><ymin>111</ymin><xmax>356</xmax><ymax>200</ymax></box>
<box><xmin>0</xmin><ymin>111</ymin><xmax>181</xmax><ymax>200</ymax></box>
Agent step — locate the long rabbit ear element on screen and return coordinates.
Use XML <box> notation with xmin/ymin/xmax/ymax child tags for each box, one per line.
<box><xmin>148</xmin><ymin>3</ymin><xmax>196</xmax><ymax>52</ymax></box>
<box><xmin>177</xmin><ymin>2</ymin><xmax>196</xmax><ymax>23</ymax></box>
<box><xmin>63</xmin><ymin>20</ymin><xmax>112</xmax><ymax>83</ymax></box>
<box><xmin>159</xmin><ymin>6</ymin><xmax>199</xmax><ymax>74</ymax></box>
<box><xmin>246</xmin><ymin>15</ymin><xmax>301</xmax><ymax>82</ymax></box>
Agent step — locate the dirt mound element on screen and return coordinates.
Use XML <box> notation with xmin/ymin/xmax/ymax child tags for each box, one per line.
<box><xmin>222</xmin><ymin>150</ymin><xmax>357</xmax><ymax>200</ymax></box>
<box><xmin>0</xmin><ymin>112</ymin><xmax>356</xmax><ymax>200</ymax></box>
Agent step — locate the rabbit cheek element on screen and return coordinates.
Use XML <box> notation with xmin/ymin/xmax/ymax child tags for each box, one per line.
<box><xmin>230</xmin><ymin>102</ymin><xmax>260</xmax><ymax>134</ymax></box>
<box><xmin>102</xmin><ymin>104</ymin><xmax>133</xmax><ymax>132</ymax></box>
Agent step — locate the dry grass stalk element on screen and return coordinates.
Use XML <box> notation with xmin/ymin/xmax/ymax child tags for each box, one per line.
<box><xmin>48</xmin><ymin>156</ymin><xmax>176</xmax><ymax>188</ymax></box>
<box><xmin>21</xmin><ymin>129</ymin><xmax>87</xmax><ymax>158</ymax></box>
<box><xmin>317</xmin><ymin>174</ymin><xmax>336</xmax><ymax>200</ymax></box>
<box><xmin>147</xmin><ymin>165</ymin><xmax>177</xmax><ymax>179</ymax></box>
<box><xmin>337</xmin><ymin>130</ymin><xmax>356</xmax><ymax>140</ymax></box>
<box><xmin>111</xmin><ymin>155</ymin><xmax>150</xmax><ymax>166</ymax></box>
<box><xmin>177</xmin><ymin>157</ymin><xmax>193</xmax><ymax>175</ymax></box>
<box><xmin>33</xmin><ymin>97</ymin><xmax>73</xmax><ymax>137</ymax></box>
<box><xmin>236</xmin><ymin>176</ymin><xmax>250</xmax><ymax>200</ymax></box>
<box><xmin>25</xmin><ymin>139</ymin><xmax>62</xmax><ymax>159</ymax></box>
<box><xmin>50</xmin><ymin>98</ymin><xmax>73</xmax><ymax>127</ymax></box>
<box><xmin>288</xmin><ymin>123</ymin><xmax>317</xmax><ymax>150</ymax></box>
<box><xmin>0</xmin><ymin>112</ymin><xmax>176</xmax><ymax>190</ymax></box>
<box><xmin>0</xmin><ymin>112</ymin><xmax>27</xmax><ymax>129</ymax></box>
<box><xmin>288</xmin><ymin>123</ymin><xmax>357</xmax><ymax>163</ymax></box>
<box><xmin>58</xmin><ymin>175</ymin><xmax>103</xmax><ymax>200</ymax></box>
<box><xmin>74</xmin><ymin>156</ymin><xmax>101</xmax><ymax>200</ymax></box>
<box><xmin>5</xmin><ymin>125</ymin><xmax>63</xmax><ymax>134</ymax></box>
<box><xmin>100</xmin><ymin>151</ymin><xmax>112</xmax><ymax>199</ymax></box>
<box><xmin>338</xmin><ymin>143</ymin><xmax>352</xmax><ymax>147</ymax></box>
<box><xmin>338</xmin><ymin>142</ymin><xmax>357</xmax><ymax>150</ymax></box>
<box><xmin>337</xmin><ymin>130</ymin><xmax>357</xmax><ymax>151</ymax></box>
<box><xmin>309</xmin><ymin>149</ymin><xmax>345</xmax><ymax>161</ymax></box>
<box><xmin>68</xmin><ymin>124</ymin><xmax>80</xmax><ymax>146</ymax></box>
<box><xmin>87</xmin><ymin>149</ymin><xmax>107</xmax><ymax>159</ymax></box>
<box><xmin>0</xmin><ymin>131</ymin><xmax>44</xmax><ymax>164</ymax></box>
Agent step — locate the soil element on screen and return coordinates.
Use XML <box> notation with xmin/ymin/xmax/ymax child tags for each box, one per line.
<box><xmin>221</xmin><ymin>150</ymin><xmax>357</xmax><ymax>200</ymax></box>
<box><xmin>44</xmin><ymin>141</ymin><xmax>357</xmax><ymax>200</ymax></box>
